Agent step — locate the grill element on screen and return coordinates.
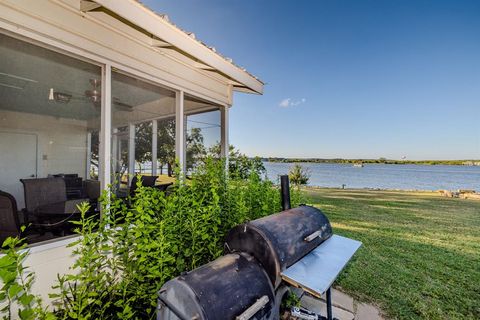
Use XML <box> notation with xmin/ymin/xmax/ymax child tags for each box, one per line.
<box><xmin>158</xmin><ymin>176</ymin><xmax>361</xmax><ymax>320</ymax></box>
<box><xmin>157</xmin><ymin>253</ymin><xmax>275</xmax><ymax>320</ymax></box>
<box><xmin>225</xmin><ymin>205</ymin><xmax>333</xmax><ymax>288</ymax></box>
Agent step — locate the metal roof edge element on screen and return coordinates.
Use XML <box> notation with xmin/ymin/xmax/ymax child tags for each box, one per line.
<box><xmin>91</xmin><ymin>0</ymin><xmax>264</xmax><ymax>94</ymax></box>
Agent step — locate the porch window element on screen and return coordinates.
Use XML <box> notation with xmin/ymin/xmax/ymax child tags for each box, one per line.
<box><xmin>111</xmin><ymin>71</ymin><xmax>175</xmax><ymax>196</ymax></box>
<box><xmin>185</xmin><ymin>107</ymin><xmax>221</xmax><ymax>173</ymax></box>
<box><xmin>0</xmin><ymin>32</ymin><xmax>228</xmax><ymax>246</ymax></box>
<box><xmin>156</xmin><ymin>117</ymin><xmax>175</xmax><ymax>177</ymax></box>
<box><xmin>0</xmin><ymin>33</ymin><xmax>101</xmax><ymax>244</ymax></box>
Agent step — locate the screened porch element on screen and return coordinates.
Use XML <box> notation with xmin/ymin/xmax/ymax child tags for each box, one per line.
<box><xmin>0</xmin><ymin>32</ymin><xmax>228</xmax><ymax>244</ymax></box>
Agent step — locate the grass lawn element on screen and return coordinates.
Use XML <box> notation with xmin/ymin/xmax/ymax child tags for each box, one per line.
<box><xmin>303</xmin><ymin>188</ymin><xmax>480</xmax><ymax>320</ymax></box>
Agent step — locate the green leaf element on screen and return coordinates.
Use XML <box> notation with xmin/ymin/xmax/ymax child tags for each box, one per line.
<box><xmin>8</xmin><ymin>283</ymin><xmax>23</xmax><ymax>299</ymax></box>
<box><xmin>18</xmin><ymin>293</ymin><xmax>34</xmax><ymax>306</ymax></box>
<box><xmin>18</xmin><ymin>307</ymin><xmax>34</xmax><ymax>320</ymax></box>
<box><xmin>0</xmin><ymin>255</ymin><xmax>15</xmax><ymax>268</ymax></box>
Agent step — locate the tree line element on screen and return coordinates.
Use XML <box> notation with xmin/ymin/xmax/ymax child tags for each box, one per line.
<box><xmin>264</xmin><ymin>157</ymin><xmax>480</xmax><ymax>166</ymax></box>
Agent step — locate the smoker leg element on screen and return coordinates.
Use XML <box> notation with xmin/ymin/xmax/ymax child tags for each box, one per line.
<box><xmin>326</xmin><ymin>287</ymin><xmax>333</xmax><ymax>320</ymax></box>
<box><xmin>274</xmin><ymin>285</ymin><xmax>290</xmax><ymax>320</ymax></box>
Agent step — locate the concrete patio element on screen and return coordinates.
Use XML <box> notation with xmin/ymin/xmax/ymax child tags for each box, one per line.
<box><xmin>300</xmin><ymin>287</ymin><xmax>384</xmax><ymax>320</ymax></box>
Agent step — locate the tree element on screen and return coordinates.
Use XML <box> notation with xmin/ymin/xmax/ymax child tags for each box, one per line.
<box><xmin>157</xmin><ymin>118</ymin><xmax>176</xmax><ymax>176</ymax></box>
<box><xmin>134</xmin><ymin>122</ymin><xmax>153</xmax><ymax>173</ymax></box>
<box><xmin>208</xmin><ymin>143</ymin><xmax>266</xmax><ymax>179</ymax></box>
<box><xmin>289</xmin><ymin>164</ymin><xmax>310</xmax><ymax>186</ymax></box>
<box><xmin>89</xmin><ymin>131</ymin><xmax>99</xmax><ymax>179</ymax></box>
<box><xmin>186</xmin><ymin>127</ymin><xmax>206</xmax><ymax>172</ymax></box>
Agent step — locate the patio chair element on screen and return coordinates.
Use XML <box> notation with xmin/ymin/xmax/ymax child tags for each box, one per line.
<box><xmin>0</xmin><ymin>190</ymin><xmax>21</xmax><ymax>244</ymax></box>
<box><xmin>53</xmin><ymin>174</ymin><xmax>84</xmax><ymax>199</ymax></box>
<box><xmin>85</xmin><ymin>179</ymin><xmax>101</xmax><ymax>201</ymax></box>
<box><xmin>129</xmin><ymin>175</ymin><xmax>159</xmax><ymax>197</ymax></box>
<box><xmin>20</xmin><ymin>177</ymin><xmax>67</xmax><ymax>219</ymax></box>
<box><xmin>0</xmin><ymin>190</ymin><xmax>52</xmax><ymax>244</ymax></box>
<box><xmin>21</xmin><ymin>177</ymin><xmax>89</xmax><ymax>236</ymax></box>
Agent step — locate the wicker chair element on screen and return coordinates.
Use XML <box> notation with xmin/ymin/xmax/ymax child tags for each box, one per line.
<box><xmin>84</xmin><ymin>179</ymin><xmax>101</xmax><ymax>201</ymax></box>
<box><xmin>20</xmin><ymin>177</ymin><xmax>67</xmax><ymax>215</ymax></box>
<box><xmin>0</xmin><ymin>190</ymin><xmax>21</xmax><ymax>243</ymax></box>
<box><xmin>0</xmin><ymin>190</ymin><xmax>57</xmax><ymax>244</ymax></box>
<box><xmin>129</xmin><ymin>175</ymin><xmax>159</xmax><ymax>197</ymax></box>
<box><xmin>20</xmin><ymin>177</ymin><xmax>69</xmax><ymax>231</ymax></box>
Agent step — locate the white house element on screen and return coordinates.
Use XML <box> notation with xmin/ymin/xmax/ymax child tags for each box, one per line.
<box><xmin>0</xmin><ymin>0</ymin><xmax>263</xmax><ymax>303</ymax></box>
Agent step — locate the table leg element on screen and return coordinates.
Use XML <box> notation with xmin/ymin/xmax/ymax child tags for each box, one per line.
<box><xmin>326</xmin><ymin>287</ymin><xmax>332</xmax><ymax>320</ymax></box>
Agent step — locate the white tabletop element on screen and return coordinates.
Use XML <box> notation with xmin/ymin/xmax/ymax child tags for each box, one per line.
<box><xmin>281</xmin><ymin>234</ymin><xmax>362</xmax><ymax>297</ymax></box>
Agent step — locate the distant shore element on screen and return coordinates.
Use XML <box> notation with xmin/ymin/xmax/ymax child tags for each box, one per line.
<box><xmin>303</xmin><ymin>186</ymin><xmax>480</xmax><ymax>203</ymax></box>
<box><xmin>263</xmin><ymin>158</ymin><xmax>480</xmax><ymax>166</ymax></box>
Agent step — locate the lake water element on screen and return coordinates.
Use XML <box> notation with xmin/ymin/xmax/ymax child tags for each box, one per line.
<box><xmin>263</xmin><ymin>162</ymin><xmax>480</xmax><ymax>191</ymax></box>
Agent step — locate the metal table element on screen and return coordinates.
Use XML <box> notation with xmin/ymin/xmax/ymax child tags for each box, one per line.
<box><xmin>33</xmin><ymin>199</ymin><xmax>93</xmax><ymax>229</ymax></box>
<box><xmin>281</xmin><ymin>234</ymin><xmax>362</xmax><ymax>320</ymax></box>
<box><xmin>35</xmin><ymin>199</ymin><xmax>87</xmax><ymax>215</ymax></box>
<box><xmin>153</xmin><ymin>182</ymin><xmax>173</xmax><ymax>191</ymax></box>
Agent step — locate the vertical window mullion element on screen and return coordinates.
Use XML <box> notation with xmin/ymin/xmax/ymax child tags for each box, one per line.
<box><xmin>152</xmin><ymin>120</ymin><xmax>158</xmax><ymax>176</ymax></box>
<box><xmin>221</xmin><ymin>106</ymin><xmax>229</xmax><ymax>170</ymax></box>
<box><xmin>175</xmin><ymin>90</ymin><xmax>185</xmax><ymax>173</ymax></box>
<box><xmin>100</xmin><ymin>64</ymin><xmax>112</xmax><ymax>193</ymax></box>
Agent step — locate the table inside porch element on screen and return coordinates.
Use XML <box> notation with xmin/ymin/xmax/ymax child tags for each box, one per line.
<box><xmin>33</xmin><ymin>198</ymin><xmax>97</xmax><ymax>227</ymax></box>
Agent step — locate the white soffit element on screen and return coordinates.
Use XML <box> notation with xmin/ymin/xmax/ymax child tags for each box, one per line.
<box><xmin>87</xmin><ymin>0</ymin><xmax>264</xmax><ymax>94</ymax></box>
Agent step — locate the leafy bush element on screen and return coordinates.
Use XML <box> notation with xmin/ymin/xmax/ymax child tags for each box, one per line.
<box><xmin>0</xmin><ymin>229</ymin><xmax>54</xmax><ymax>320</ymax></box>
<box><xmin>0</xmin><ymin>157</ymin><xmax>302</xmax><ymax>319</ymax></box>
<box><xmin>208</xmin><ymin>143</ymin><xmax>266</xmax><ymax>180</ymax></box>
<box><xmin>289</xmin><ymin>164</ymin><xmax>310</xmax><ymax>186</ymax></box>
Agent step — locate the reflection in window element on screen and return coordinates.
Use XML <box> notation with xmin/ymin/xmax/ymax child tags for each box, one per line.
<box><xmin>157</xmin><ymin>118</ymin><xmax>176</xmax><ymax>177</ymax></box>
<box><xmin>185</xmin><ymin>110</ymin><xmax>221</xmax><ymax>172</ymax></box>
<box><xmin>0</xmin><ymin>33</ymin><xmax>101</xmax><ymax>244</ymax></box>
<box><xmin>111</xmin><ymin>71</ymin><xmax>175</xmax><ymax>195</ymax></box>
<box><xmin>135</xmin><ymin>121</ymin><xmax>153</xmax><ymax>175</ymax></box>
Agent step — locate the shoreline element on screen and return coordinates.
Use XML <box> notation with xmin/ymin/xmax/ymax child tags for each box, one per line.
<box><xmin>301</xmin><ymin>185</ymin><xmax>454</xmax><ymax>193</ymax></box>
<box><xmin>302</xmin><ymin>185</ymin><xmax>438</xmax><ymax>192</ymax></box>
<box><xmin>301</xmin><ymin>185</ymin><xmax>480</xmax><ymax>200</ymax></box>
<box><xmin>264</xmin><ymin>160</ymin><xmax>480</xmax><ymax>166</ymax></box>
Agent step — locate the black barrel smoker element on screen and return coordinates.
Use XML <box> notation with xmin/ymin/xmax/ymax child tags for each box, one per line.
<box><xmin>157</xmin><ymin>253</ymin><xmax>275</xmax><ymax>320</ymax></box>
<box><xmin>225</xmin><ymin>205</ymin><xmax>333</xmax><ymax>288</ymax></box>
<box><xmin>158</xmin><ymin>176</ymin><xmax>360</xmax><ymax>320</ymax></box>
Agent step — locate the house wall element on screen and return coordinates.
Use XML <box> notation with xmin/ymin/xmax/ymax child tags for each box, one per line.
<box><xmin>0</xmin><ymin>110</ymin><xmax>88</xmax><ymax>178</ymax></box>
<box><xmin>24</xmin><ymin>237</ymin><xmax>79</xmax><ymax>306</ymax></box>
<box><xmin>0</xmin><ymin>110</ymin><xmax>88</xmax><ymax>208</ymax></box>
<box><xmin>0</xmin><ymin>237</ymin><xmax>79</xmax><ymax>316</ymax></box>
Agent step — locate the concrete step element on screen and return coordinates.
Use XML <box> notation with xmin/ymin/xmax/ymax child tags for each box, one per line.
<box><xmin>301</xmin><ymin>294</ymin><xmax>354</xmax><ymax>320</ymax></box>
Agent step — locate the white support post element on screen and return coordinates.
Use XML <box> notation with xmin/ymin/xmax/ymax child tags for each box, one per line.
<box><xmin>100</xmin><ymin>64</ymin><xmax>111</xmax><ymax>192</ymax></box>
<box><xmin>221</xmin><ymin>106</ymin><xmax>230</xmax><ymax>170</ymax></box>
<box><xmin>152</xmin><ymin>120</ymin><xmax>158</xmax><ymax>176</ymax></box>
<box><xmin>111</xmin><ymin>128</ymin><xmax>118</xmax><ymax>190</ymax></box>
<box><xmin>86</xmin><ymin>131</ymin><xmax>92</xmax><ymax>179</ymax></box>
<box><xmin>184</xmin><ymin>114</ymin><xmax>187</xmax><ymax>170</ymax></box>
<box><xmin>128</xmin><ymin>123</ymin><xmax>135</xmax><ymax>184</ymax></box>
<box><xmin>175</xmin><ymin>90</ymin><xmax>185</xmax><ymax>173</ymax></box>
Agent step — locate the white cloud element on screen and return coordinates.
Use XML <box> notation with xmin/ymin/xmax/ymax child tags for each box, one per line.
<box><xmin>279</xmin><ymin>97</ymin><xmax>306</xmax><ymax>108</ymax></box>
<box><xmin>279</xmin><ymin>98</ymin><xmax>291</xmax><ymax>107</ymax></box>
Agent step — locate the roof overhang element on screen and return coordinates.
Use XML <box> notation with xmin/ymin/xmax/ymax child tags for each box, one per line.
<box><xmin>84</xmin><ymin>0</ymin><xmax>264</xmax><ymax>94</ymax></box>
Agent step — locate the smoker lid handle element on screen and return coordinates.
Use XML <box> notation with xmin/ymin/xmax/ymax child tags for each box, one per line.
<box><xmin>235</xmin><ymin>295</ymin><xmax>269</xmax><ymax>320</ymax></box>
<box><xmin>304</xmin><ymin>230</ymin><xmax>323</xmax><ymax>242</ymax></box>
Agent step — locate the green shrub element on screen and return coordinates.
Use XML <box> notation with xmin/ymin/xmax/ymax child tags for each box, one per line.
<box><xmin>1</xmin><ymin>157</ymin><xmax>302</xmax><ymax>319</ymax></box>
<box><xmin>0</xmin><ymin>230</ymin><xmax>55</xmax><ymax>320</ymax></box>
<box><xmin>289</xmin><ymin>164</ymin><xmax>310</xmax><ymax>186</ymax></box>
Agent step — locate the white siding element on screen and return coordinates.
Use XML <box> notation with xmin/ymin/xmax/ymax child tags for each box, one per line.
<box><xmin>0</xmin><ymin>0</ymin><xmax>232</xmax><ymax>106</ymax></box>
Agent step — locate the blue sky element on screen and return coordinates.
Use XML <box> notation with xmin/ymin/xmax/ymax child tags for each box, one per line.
<box><xmin>143</xmin><ymin>0</ymin><xmax>480</xmax><ymax>160</ymax></box>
